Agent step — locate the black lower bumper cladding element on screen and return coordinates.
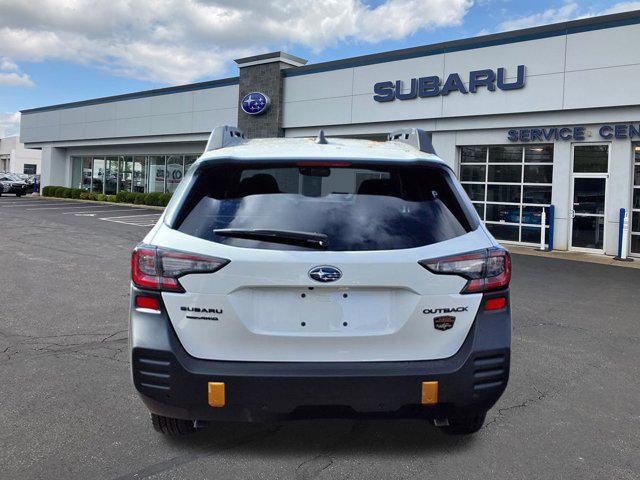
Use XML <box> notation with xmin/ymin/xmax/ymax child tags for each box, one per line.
<box><xmin>130</xmin><ymin>287</ymin><xmax>511</xmax><ymax>421</ymax></box>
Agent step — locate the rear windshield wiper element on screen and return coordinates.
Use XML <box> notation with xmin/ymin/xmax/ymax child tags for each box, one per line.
<box><xmin>213</xmin><ymin>228</ymin><xmax>329</xmax><ymax>249</ymax></box>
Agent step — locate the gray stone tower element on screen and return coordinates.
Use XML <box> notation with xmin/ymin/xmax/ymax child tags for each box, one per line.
<box><xmin>234</xmin><ymin>52</ymin><xmax>307</xmax><ymax>138</ymax></box>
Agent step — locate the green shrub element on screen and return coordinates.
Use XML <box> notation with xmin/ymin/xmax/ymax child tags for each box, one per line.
<box><xmin>116</xmin><ymin>191</ymin><xmax>131</xmax><ymax>203</ymax></box>
<box><xmin>42</xmin><ymin>186</ymin><xmax>170</xmax><ymax>206</ymax></box>
<box><xmin>143</xmin><ymin>192</ymin><xmax>162</xmax><ymax>206</ymax></box>
<box><xmin>160</xmin><ymin>193</ymin><xmax>173</xmax><ymax>206</ymax></box>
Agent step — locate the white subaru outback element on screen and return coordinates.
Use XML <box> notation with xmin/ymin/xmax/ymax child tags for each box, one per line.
<box><xmin>130</xmin><ymin>126</ymin><xmax>511</xmax><ymax>436</ymax></box>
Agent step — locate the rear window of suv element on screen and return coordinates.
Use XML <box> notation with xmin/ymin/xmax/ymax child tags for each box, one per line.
<box><xmin>172</xmin><ymin>162</ymin><xmax>477</xmax><ymax>251</ymax></box>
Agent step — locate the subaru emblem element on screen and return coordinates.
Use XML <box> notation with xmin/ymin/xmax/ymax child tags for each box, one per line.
<box><xmin>241</xmin><ymin>92</ymin><xmax>270</xmax><ymax>115</ymax></box>
<box><xmin>308</xmin><ymin>266</ymin><xmax>342</xmax><ymax>283</ymax></box>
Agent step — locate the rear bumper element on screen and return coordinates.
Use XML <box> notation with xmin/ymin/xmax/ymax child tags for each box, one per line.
<box><xmin>130</xmin><ymin>287</ymin><xmax>511</xmax><ymax>421</ymax></box>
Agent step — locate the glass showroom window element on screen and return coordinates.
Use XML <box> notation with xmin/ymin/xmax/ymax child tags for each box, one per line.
<box><xmin>166</xmin><ymin>155</ymin><xmax>184</xmax><ymax>193</ymax></box>
<box><xmin>69</xmin><ymin>154</ymin><xmax>199</xmax><ymax>194</ymax></box>
<box><xmin>119</xmin><ymin>156</ymin><xmax>133</xmax><ymax>192</ymax></box>
<box><xmin>105</xmin><ymin>156</ymin><xmax>119</xmax><ymax>195</ymax></box>
<box><xmin>460</xmin><ymin>145</ymin><xmax>553</xmax><ymax>244</ymax></box>
<box><xmin>92</xmin><ymin>157</ymin><xmax>105</xmax><ymax>194</ymax></box>
<box><xmin>133</xmin><ymin>156</ymin><xmax>146</xmax><ymax>193</ymax></box>
<box><xmin>147</xmin><ymin>156</ymin><xmax>166</xmax><ymax>193</ymax></box>
<box><xmin>631</xmin><ymin>145</ymin><xmax>640</xmax><ymax>255</ymax></box>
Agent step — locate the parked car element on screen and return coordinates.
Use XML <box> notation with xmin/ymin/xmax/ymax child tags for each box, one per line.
<box><xmin>129</xmin><ymin>126</ymin><xmax>512</xmax><ymax>437</ymax></box>
<box><xmin>15</xmin><ymin>173</ymin><xmax>35</xmax><ymax>189</ymax></box>
<box><xmin>0</xmin><ymin>174</ymin><xmax>28</xmax><ymax>196</ymax></box>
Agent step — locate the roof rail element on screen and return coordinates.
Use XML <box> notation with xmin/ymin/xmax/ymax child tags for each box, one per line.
<box><xmin>388</xmin><ymin>128</ymin><xmax>436</xmax><ymax>155</ymax></box>
<box><xmin>205</xmin><ymin>125</ymin><xmax>246</xmax><ymax>152</ymax></box>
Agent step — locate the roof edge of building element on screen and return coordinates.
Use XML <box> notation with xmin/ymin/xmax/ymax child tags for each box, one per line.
<box><xmin>20</xmin><ymin>76</ymin><xmax>239</xmax><ymax>114</ymax></box>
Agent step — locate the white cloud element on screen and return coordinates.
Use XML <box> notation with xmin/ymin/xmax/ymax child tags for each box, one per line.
<box><xmin>0</xmin><ymin>0</ymin><xmax>474</xmax><ymax>85</ymax></box>
<box><xmin>0</xmin><ymin>55</ymin><xmax>33</xmax><ymax>87</ymax></box>
<box><xmin>1</xmin><ymin>57</ymin><xmax>18</xmax><ymax>71</ymax></box>
<box><xmin>0</xmin><ymin>112</ymin><xmax>21</xmax><ymax>137</ymax></box>
<box><xmin>600</xmin><ymin>1</ymin><xmax>640</xmax><ymax>14</ymax></box>
<box><xmin>0</xmin><ymin>71</ymin><xmax>34</xmax><ymax>87</ymax></box>
<box><xmin>494</xmin><ymin>1</ymin><xmax>640</xmax><ymax>33</ymax></box>
<box><xmin>498</xmin><ymin>2</ymin><xmax>580</xmax><ymax>31</ymax></box>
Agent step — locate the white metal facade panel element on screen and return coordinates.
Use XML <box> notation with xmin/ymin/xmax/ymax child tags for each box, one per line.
<box><xmin>443</xmin><ymin>36</ymin><xmax>566</xmax><ymax>77</ymax></box>
<box><xmin>282</xmin><ymin>96</ymin><xmax>353</xmax><ymax>128</ymax></box>
<box><xmin>116</xmin><ymin>97</ymin><xmax>152</xmax><ymax>119</ymax></box>
<box><xmin>20</xmin><ymin>84</ymin><xmax>239</xmax><ymax>143</ymax></box>
<box><xmin>565</xmin><ymin>24</ymin><xmax>640</xmax><ymax>71</ymax></box>
<box><xmin>563</xmin><ymin>64</ymin><xmax>640</xmax><ymax>109</ymax></box>
<box><xmin>283</xmin><ymin>69</ymin><xmax>354</xmax><ymax>102</ymax></box>
<box><xmin>442</xmin><ymin>73</ymin><xmax>565</xmax><ymax>117</ymax></box>
<box><xmin>193</xmin><ymin>86</ymin><xmax>239</xmax><ymax>111</ymax></box>
<box><xmin>192</xmin><ymin>108</ymin><xmax>238</xmax><ymax>132</ymax></box>
<box><xmin>350</xmin><ymin>92</ymin><xmax>442</xmax><ymax>125</ymax></box>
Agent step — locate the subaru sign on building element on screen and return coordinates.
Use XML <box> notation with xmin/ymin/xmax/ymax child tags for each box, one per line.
<box><xmin>241</xmin><ymin>92</ymin><xmax>270</xmax><ymax>115</ymax></box>
<box><xmin>18</xmin><ymin>10</ymin><xmax>640</xmax><ymax>258</ymax></box>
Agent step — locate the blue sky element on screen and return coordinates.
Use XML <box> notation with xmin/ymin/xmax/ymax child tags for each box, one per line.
<box><xmin>1</xmin><ymin>0</ymin><xmax>639</xmax><ymax>136</ymax></box>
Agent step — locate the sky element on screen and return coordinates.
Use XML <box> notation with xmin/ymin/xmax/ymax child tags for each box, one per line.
<box><xmin>1</xmin><ymin>0</ymin><xmax>639</xmax><ymax>137</ymax></box>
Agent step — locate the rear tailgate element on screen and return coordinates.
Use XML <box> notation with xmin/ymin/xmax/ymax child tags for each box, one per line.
<box><xmin>157</xmin><ymin>230</ymin><xmax>489</xmax><ymax>362</ymax></box>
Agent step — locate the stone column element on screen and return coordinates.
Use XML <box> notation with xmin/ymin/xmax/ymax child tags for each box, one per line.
<box><xmin>234</xmin><ymin>52</ymin><xmax>307</xmax><ymax>138</ymax></box>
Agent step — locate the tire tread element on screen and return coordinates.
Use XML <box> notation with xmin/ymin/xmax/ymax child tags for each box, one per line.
<box><xmin>150</xmin><ymin>413</ymin><xmax>196</xmax><ymax>436</ymax></box>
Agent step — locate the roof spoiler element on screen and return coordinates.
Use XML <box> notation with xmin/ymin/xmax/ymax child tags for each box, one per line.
<box><xmin>388</xmin><ymin>128</ymin><xmax>436</xmax><ymax>155</ymax></box>
<box><xmin>205</xmin><ymin>125</ymin><xmax>246</xmax><ymax>152</ymax></box>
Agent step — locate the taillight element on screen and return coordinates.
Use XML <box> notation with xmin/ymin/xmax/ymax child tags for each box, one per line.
<box><xmin>131</xmin><ymin>244</ymin><xmax>229</xmax><ymax>292</ymax></box>
<box><xmin>419</xmin><ymin>247</ymin><xmax>511</xmax><ymax>294</ymax></box>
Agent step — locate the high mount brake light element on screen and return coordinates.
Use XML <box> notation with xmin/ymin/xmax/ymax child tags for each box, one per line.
<box><xmin>419</xmin><ymin>248</ymin><xmax>511</xmax><ymax>294</ymax></box>
<box><xmin>295</xmin><ymin>161</ymin><xmax>352</xmax><ymax>167</ymax></box>
<box><xmin>131</xmin><ymin>244</ymin><xmax>229</xmax><ymax>292</ymax></box>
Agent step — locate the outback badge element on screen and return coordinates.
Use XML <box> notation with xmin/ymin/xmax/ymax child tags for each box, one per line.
<box><xmin>434</xmin><ymin>315</ymin><xmax>455</xmax><ymax>331</ymax></box>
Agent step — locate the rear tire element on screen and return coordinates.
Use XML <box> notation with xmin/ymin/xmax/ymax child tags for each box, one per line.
<box><xmin>150</xmin><ymin>413</ymin><xmax>196</xmax><ymax>436</ymax></box>
<box><xmin>438</xmin><ymin>411</ymin><xmax>486</xmax><ymax>435</ymax></box>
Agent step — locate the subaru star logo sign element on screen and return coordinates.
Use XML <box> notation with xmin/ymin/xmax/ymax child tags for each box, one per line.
<box><xmin>308</xmin><ymin>266</ymin><xmax>342</xmax><ymax>283</ymax></box>
<box><xmin>241</xmin><ymin>92</ymin><xmax>270</xmax><ymax>115</ymax></box>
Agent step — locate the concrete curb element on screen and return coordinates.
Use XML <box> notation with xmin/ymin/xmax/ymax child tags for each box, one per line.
<box><xmin>33</xmin><ymin>196</ymin><xmax>166</xmax><ymax>211</ymax></box>
<box><xmin>506</xmin><ymin>245</ymin><xmax>640</xmax><ymax>270</ymax></box>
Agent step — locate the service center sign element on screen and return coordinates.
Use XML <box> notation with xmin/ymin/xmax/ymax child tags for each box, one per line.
<box><xmin>508</xmin><ymin>124</ymin><xmax>640</xmax><ymax>142</ymax></box>
<box><xmin>373</xmin><ymin>65</ymin><xmax>526</xmax><ymax>102</ymax></box>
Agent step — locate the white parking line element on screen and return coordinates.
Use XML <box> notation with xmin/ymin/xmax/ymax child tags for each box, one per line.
<box><xmin>99</xmin><ymin>215</ymin><xmax>161</xmax><ymax>227</ymax></box>
<box><xmin>99</xmin><ymin>213</ymin><xmax>162</xmax><ymax>219</ymax></box>
<box><xmin>63</xmin><ymin>208</ymin><xmax>148</xmax><ymax>215</ymax></box>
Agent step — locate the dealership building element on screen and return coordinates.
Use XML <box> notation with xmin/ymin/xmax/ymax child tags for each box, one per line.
<box><xmin>20</xmin><ymin>10</ymin><xmax>640</xmax><ymax>257</ymax></box>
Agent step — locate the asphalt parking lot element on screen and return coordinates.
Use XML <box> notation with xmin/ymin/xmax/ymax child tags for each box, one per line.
<box><xmin>1</xmin><ymin>195</ymin><xmax>639</xmax><ymax>480</ymax></box>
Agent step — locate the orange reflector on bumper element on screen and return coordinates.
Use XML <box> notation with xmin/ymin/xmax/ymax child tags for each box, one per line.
<box><xmin>208</xmin><ymin>382</ymin><xmax>225</xmax><ymax>407</ymax></box>
<box><xmin>421</xmin><ymin>381</ymin><xmax>438</xmax><ymax>405</ymax></box>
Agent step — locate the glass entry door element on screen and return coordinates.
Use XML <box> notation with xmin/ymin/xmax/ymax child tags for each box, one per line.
<box><xmin>570</xmin><ymin>144</ymin><xmax>609</xmax><ymax>252</ymax></box>
<box><xmin>570</xmin><ymin>176</ymin><xmax>607</xmax><ymax>251</ymax></box>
